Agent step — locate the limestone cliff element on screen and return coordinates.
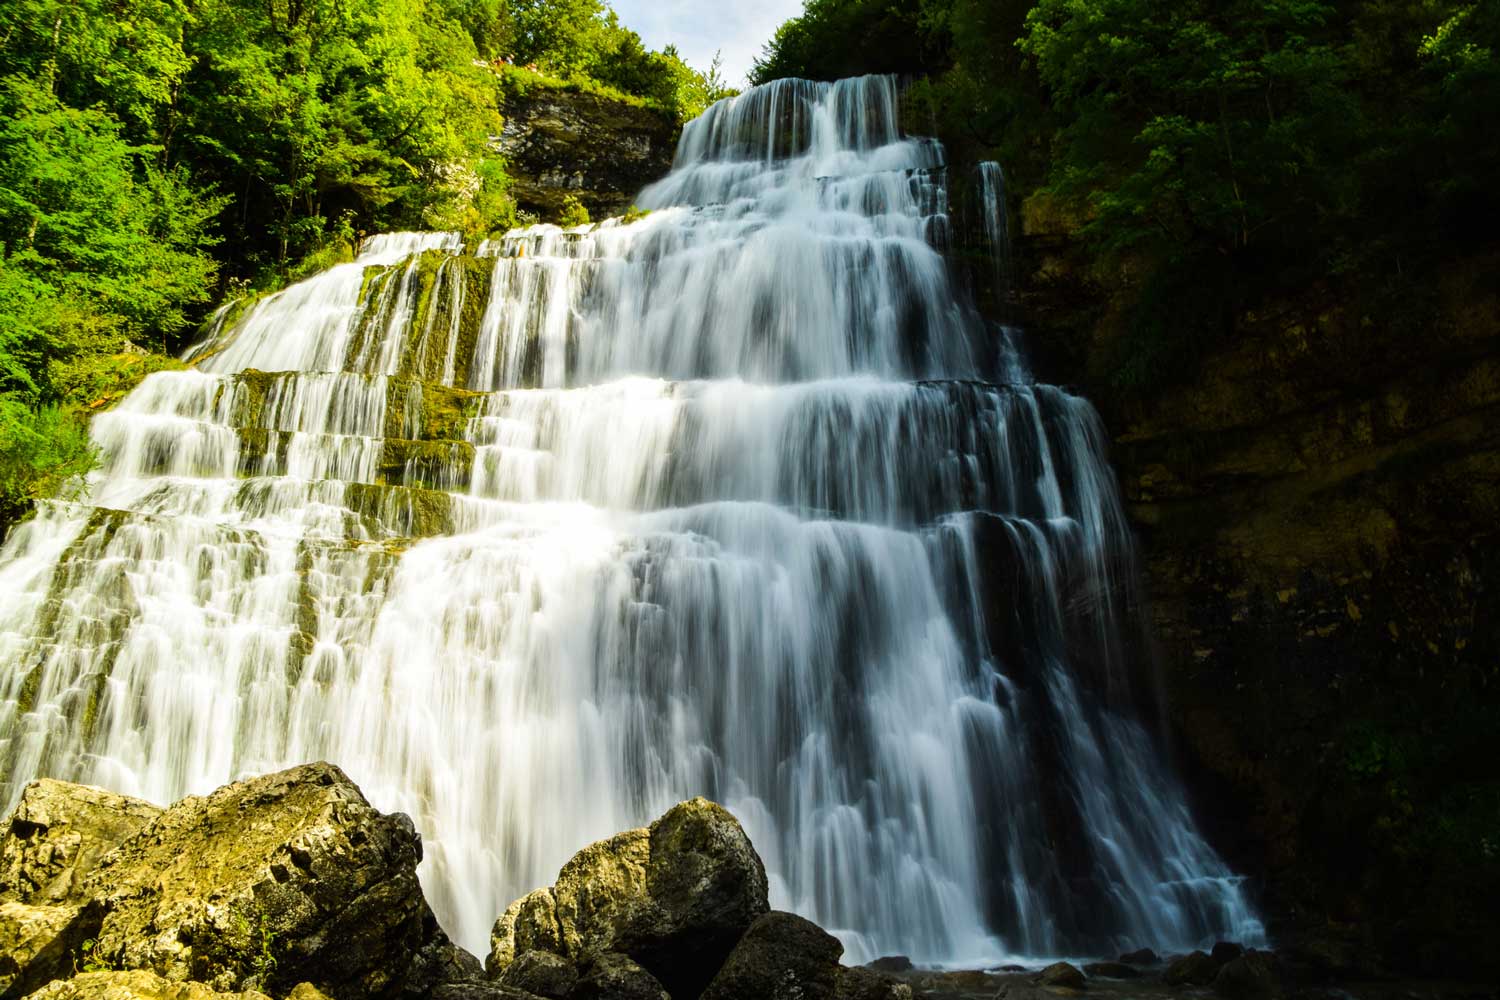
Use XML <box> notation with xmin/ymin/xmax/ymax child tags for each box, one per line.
<box><xmin>1011</xmin><ymin>211</ymin><xmax>1500</xmax><ymax>976</ymax></box>
<box><xmin>497</xmin><ymin>86</ymin><xmax>678</xmax><ymax>221</ymax></box>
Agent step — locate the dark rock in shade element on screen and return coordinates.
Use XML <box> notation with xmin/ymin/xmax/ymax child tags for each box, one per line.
<box><xmin>1211</xmin><ymin>942</ymin><xmax>1245</xmax><ymax>966</ymax></box>
<box><xmin>428</xmin><ymin>984</ymin><xmax>546</xmax><ymax>1000</ymax></box>
<box><xmin>1213</xmin><ymin>952</ymin><xmax>1282</xmax><ymax>1000</ymax></box>
<box><xmin>495</xmin><ymin>797</ymin><xmax>768</xmax><ymax>1000</ymax></box>
<box><xmin>999</xmin><ymin>966</ymin><xmax>1028</xmax><ymax>973</ymax></box>
<box><xmin>700</xmin><ymin>911</ymin><xmax>844</xmax><ymax>1000</ymax></box>
<box><xmin>570</xmin><ymin>953</ymin><xmax>669</xmax><ymax>1000</ymax></box>
<box><xmin>626</xmin><ymin>797</ymin><xmax>771</xmax><ymax>996</ymax></box>
<box><xmin>1083</xmin><ymin>962</ymin><xmax>1141</xmax><ymax>979</ymax></box>
<box><xmin>0</xmin><ymin>780</ymin><xmax>160</xmax><ymax>905</ymax></box>
<box><xmin>77</xmin><ymin>762</ymin><xmax>477</xmax><ymax>999</ymax></box>
<box><xmin>19</xmin><ymin>970</ymin><xmax>273</xmax><ymax>999</ymax></box>
<box><xmin>1164</xmin><ymin>952</ymin><xmax>1220</xmax><ymax>987</ymax></box>
<box><xmin>865</xmin><ymin>957</ymin><xmax>913</xmax><ymax>974</ymax></box>
<box><xmin>1036</xmin><ymin>962</ymin><xmax>1086</xmax><ymax>989</ymax></box>
<box><xmin>1118</xmin><ymin>949</ymin><xmax>1159</xmax><ymax>966</ymax></box>
<box><xmin>834</xmin><ymin>966</ymin><xmax>913</xmax><ymax>1000</ymax></box>
<box><xmin>496</xmin><ymin>951</ymin><xmax>575</xmax><ymax>1000</ymax></box>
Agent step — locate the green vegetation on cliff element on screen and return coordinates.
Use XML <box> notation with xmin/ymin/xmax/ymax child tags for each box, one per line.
<box><xmin>0</xmin><ymin>0</ymin><xmax>723</xmax><ymax>532</ymax></box>
<box><xmin>756</xmin><ymin>0</ymin><xmax>1500</xmax><ymax>393</ymax></box>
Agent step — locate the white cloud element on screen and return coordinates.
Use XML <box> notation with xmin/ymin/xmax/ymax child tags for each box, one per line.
<box><xmin>609</xmin><ymin>0</ymin><xmax>806</xmax><ymax>88</ymax></box>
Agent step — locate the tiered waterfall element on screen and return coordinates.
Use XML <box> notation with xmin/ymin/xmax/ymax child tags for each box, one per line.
<box><xmin>0</xmin><ymin>76</ymin><xmax>1262</xmax><ymax>964</ymax></box>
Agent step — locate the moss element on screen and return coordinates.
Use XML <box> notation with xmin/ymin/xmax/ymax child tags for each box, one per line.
<box><xmin>377</xmin><ymin>438</ymin><xmax>476</xmax><ymax>490</ymax></box>
<box><xmin>343</xmin><ymin>482</ymin><xmax>456</xmax><ymax>539</ymax></box>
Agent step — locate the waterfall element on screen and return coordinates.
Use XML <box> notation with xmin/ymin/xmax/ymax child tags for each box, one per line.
<box><xmin>0</xmin><ymin>75</ymin><xmax>1261</xmax><ymax>965</ymax></box>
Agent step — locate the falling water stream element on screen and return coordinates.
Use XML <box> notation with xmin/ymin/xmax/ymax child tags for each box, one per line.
<box><xmin>0</xmin><ymin>76</ymin><xmax>1261</xmax><ymax>965</ymax></box>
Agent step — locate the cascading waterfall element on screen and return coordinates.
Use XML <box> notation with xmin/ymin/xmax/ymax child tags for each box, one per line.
<box><xmin>0</xmin><ymin>75</ymin><xmax>1262</xmax><ymax>964</ymax></box>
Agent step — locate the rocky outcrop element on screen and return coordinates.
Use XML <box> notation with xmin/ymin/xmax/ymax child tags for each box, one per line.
<box><xmin>699</xmin><ymin>911</ymin><xmax>843</xmax><ymax>1000</ymax></box>
<box><xmin>0</xmin><ymin>765</ymin><xmax>481</xmax><ymax>1000</ymax></box>
<box><xmin>83</xmin><ymin>763</ymin><xmax>475</xmax><ymax>997</ymax></box>
<box><xmin>0</xmin><ymin>781</ymin><xmax>160</xmax><ymax>905</ymax></box>
<box><xmin>488</xmin><ymin>798</ymin><xmax>768</xmax><ymax>999</ymax></box>
<box><xmin>22</xmin><ymin>971</ymin><xmax>273</xmax><ymax>1000</ymax></box>
<box><xmin>497</xmin><ymin>86</ymin><xmax>678</xmax><ymax>221</ymax></box>
<box><xmin>0</xmin><ymin>781</ymin><xmax>161</xmax><ymax>999</ymax></box>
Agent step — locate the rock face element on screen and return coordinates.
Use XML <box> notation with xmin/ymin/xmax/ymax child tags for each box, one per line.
<box><xmin>0</xmin><ymin>781</ymin><xmax>161</xmax><ymax>1000</ymax></box>
<box><xmin>488</xmin><ymin>797</ymin><xmax>768</xmax><ymax>999</ymax></box>
<box><xmin>700</xmin><ymin>911</ymin><xmax>843</xmax><ymax>1000</ymax></box>
<box><xmin>497</xmin><ymin>86</ymin><xmax>678</xmax><ymax>221</ymax></box>
<box><xmin>0</xmin><ymin>781</ymin><xmax>160</xmax><ymax>905</ymax></box>
<box><xmin>84</xmin><ymin>762</ymin><xmax>476</xmax><ymax>998</ymax></box>
<box><xmin>0</xmin><ymin>764</ymin><xmax>479</xmax><ymax>1000</ymax></box>
<box><xmin>570</xmin><ymin>953</ymin><xmax>667</xmax><ymax>1000</ymax></box>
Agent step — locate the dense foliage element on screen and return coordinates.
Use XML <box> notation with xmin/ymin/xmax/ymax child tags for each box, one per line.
<box><xmin>754</xmin><ymin>0</ymin><xmax>1500</xmax><ymax>387</ymax></box>
<box><xmin>0</xmin><ymin>0</ymin><xmax>726</xmax><ymax>530</ymax></box>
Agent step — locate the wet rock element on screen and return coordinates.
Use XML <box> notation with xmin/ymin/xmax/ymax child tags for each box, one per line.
<box><xmin>866</xmin><ymin>957</ymin><xmax>913</xmax><ymax>973</ymax></box>
<box><xmin>0</xmin><ymin>780</ymin><xmax>159</xmax><ymax>905</ymax></box>
<box><xmin>1164</xmin><ymin>952</ymin><xmax>1219</xmax><ymax>987</ymax></box>
<box><xmin>427</xmin><ymin>986</ymin><xmax>543</xmax><ymax>1000</ymax></box>
<box><xmin>80</xmin><ymin>762</ymin><xmax>475</xmax><ymax>999</ymax></box>
<box><xmin>700</xmin><ymin>911</ymin><xmax>843</xmax><ymax>1000</ymax></box>
<box><xmin>1118</xmin><ymin>949</ymin><xmax>1159</xmax><ymax>966</ymax></box>
<box><xmin>571</xmin><ymin>953</ymin><xmax>669</xmax><ymax>1000</ymax></box>
<box><xmin>1213</xmin><ymin>952</ymin><xmax>1281</xmax><ymax>1000</ymax></box>
<box><xmin>1083</xmin><ymin>962</ymin><xmax>1140</xmax><ymax>979</ymax></box>
<box><xmin>835</xmin><ymin>966</ymin><xmax>913</xmax><ymax>1000</ymax></box>
<box><xmin>488</xmin><ymin>889</ymin><xmax>564</xmax><ymax>975</ymax></box>
<box><xmin>21</xmin><ymin>971</ymin><xmax>272</xmax><ymax>1000</ymax></box>
<box><xmin>496</xmin><ymin>951</ymin><xmax>575</xmax><ymax>1000</ymax></box>
<box><xmin>1036</xmin><ymin>962</ymin><xmax>1086</xmax><ymax>989</ymax></box>
<box><xmin>1211</xmin><ymin>943</ymin><xmax>1245</xmax><ymax>966</ymax></box>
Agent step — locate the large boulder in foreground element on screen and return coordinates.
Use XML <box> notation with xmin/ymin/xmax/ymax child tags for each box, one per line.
<box><xmin>700</xmin><ymin>911</ymin><xmax>843</xmax><ymax>1000</ymax></box>
<box><xmin>21</xmin><ymin>971</ymin><xmax>272</xmax><ymax>1000</ymax></box>
<box><xmin>490</xmin><ymin>798</ymin><xmax>768</xmax><ymax>999</ymax></box>
<box><xmin>1</xmin><ymin>780</ymin><xmax>160</xmax><ymax>906</ymax></box>
<box><xmin>80</xmin><ymin>763</ymin><xmax>475</xmax><ymax>998</ymax></box>
<box><xmin>0</xmin><ymin>780</ymin><xmax>160</xmax><ymax>999</ymax></box>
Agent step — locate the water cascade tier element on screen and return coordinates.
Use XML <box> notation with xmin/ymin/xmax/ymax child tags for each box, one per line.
<box><xmin>0</xmin><ymin>75</ymin><xmax>1262</xmax><ymax>963</ymax></box>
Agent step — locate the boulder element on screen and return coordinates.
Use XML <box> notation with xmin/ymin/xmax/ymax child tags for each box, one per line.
<box><xmin>625</xmin><ymin>798</ymin><xmax>770</xmax><ymax>995</ymax></box>
<box><xmin>571</xmin><ymin>953</ymin><xmax>669</xmax><ymax>1000</ymax></box>
<box><xmin>428</xmin><ymin>986</ymin><xmax>544</xmax><ymax>1000</ymax></box>
<box><xmin>834</xmin><ymin>967</ymin><xmax>913</xmax><ymax>1000</ymax></box>
<box><xmin>1117</xmin><ymin>949</ymin><xmax>1158</xmax><ymax>966</ymax></box>
<box><xmin>1</xmin><ymin>900</ymin><xmax>99</xmax><ymax>1000</ymax></box>
<box><xmin>1210</xmin><ymin>942</ymin><xmax>1244</xmax><ymax>966</ymax></box>
<box><xmin>488</xmin><ymin>889</ymin><xmax>563</xmax><ymax>976</ymax></box>
<box><xmin>700</xmin><ymin>911</ymin><xmax>843</xmax><ymax>1000</ymax></box>
<box><xmin>495</xmin><ymin>798</ymin><xmax>768</xmax><ymax>999</ymax></box>
<box><xmin>864</xmin><ymin>957</ymin><xmax>912</xmax><ymax>974</ymax></box>
<box><xmin>0</xmin><ymin>780</ymin><xmax>160</xmax><ymax>905</ymax></box>
<box><xmin>79</xmin><ymin>762</ymin><xmax>476</xmax><ymax>999</ymax></box>
<box><xmin>1082</xmin><ymin>962</ymin><xmax>1140</xmax><ymax>979</ymax></box>
<box><xmin>552</xmin><ymin>829</ymin><xmax>651</xmax><ymax>960</ymax></box>
<box><xmin>1036</xmin><ymin>962</ymin><xmax>1085</xmax><ymax>989</ymax></box>
<box><xmin>20</xmin><ymin>971</ymin><xmax>271</xmax><ymax>1000</ymax></box>
<box><xmin>1212</xmin><ymin>952</ymin><xmax>1281</xmax><ymax>1000</ymax></box>
<box><xmin>285</xmin><ymin>988</ymin><xmax>335</xmax><ymax>1000</ymax></box>
<box><xmin>496</xmin><ymin>951</ymin><xmax>575</xmax><ymax>1000</ymax></box>
<box><xmin>1163</xmin><ymin>952</ymin><xmax>1219</xmax><ymax>987</ymax></box>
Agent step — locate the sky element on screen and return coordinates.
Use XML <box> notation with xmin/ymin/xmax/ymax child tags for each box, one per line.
<box><xmin>609</xmin><ymin>0</ymin><xmax>807</xmax><ymax>88</ymax></box>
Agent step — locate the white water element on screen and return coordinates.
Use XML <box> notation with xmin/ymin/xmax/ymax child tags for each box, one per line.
<box><xmin>0</xmin><ymin>75</ymin><xmax>1261</xmax><ymax>964</ymax></box>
